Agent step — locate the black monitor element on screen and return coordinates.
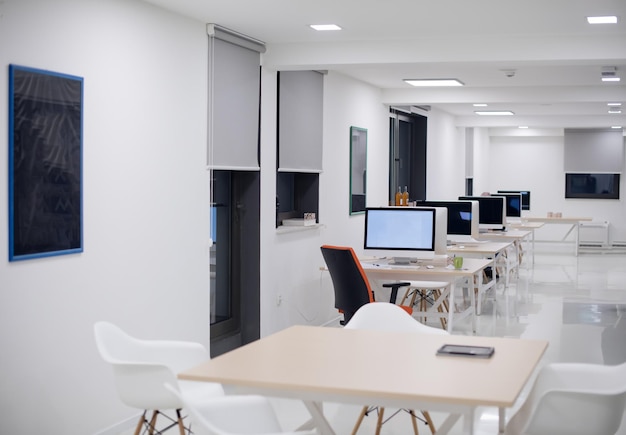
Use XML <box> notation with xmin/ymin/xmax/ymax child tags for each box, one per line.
<box><xmin>417</xmin><ymin>200</ymin><xmax>479</xmax><ymax>239</ymax></box>
<box><xmin>459</xmin><ymin>196</ymin><xmax>506</xmax><ymax>231</ymax></box>
<box><xmin>364</xmin><ymin>207</ymin><xmax>436</xmax><ymax>261</ymax></box>
<box><xmin>492</xmin><ymin>193</ymin><xmax>522</xmax><ymax>218</ymax></box>
<box><xmin>497</xmin><ymin>190</ymin><xmax>531</xmax><ymax>211</ymax></box>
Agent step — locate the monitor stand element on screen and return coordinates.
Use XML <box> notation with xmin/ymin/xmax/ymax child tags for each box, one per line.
<box><xmin>391</xmin><ymin>257</ymin><xmax>412</xmax><ymax>265</ymax></box>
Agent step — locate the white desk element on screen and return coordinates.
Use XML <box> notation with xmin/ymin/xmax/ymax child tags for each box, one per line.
<box><xmin>478</xmin><ymin>230</ymin><xmax>531</xmax><ymax>286</ymax></box>
<box><xmin>447</xmin><ymin>242</ymin><xmax>512</xmax><ymax>315</ymax></box>
<box><xmin>360</xmin><ymin>257</ymin><xmax>495</xmax><ymax>333</ymax></box>
<box><xmin>522</xmin><ymin>217</ymin><xmax>592</xmax><ymax>256</ymax></box>
<box><xmin>507</xmin><ymin>221</ymin><xmax>544</xmax><ymax>266</ymax></box>
<box><xmin>180</xmin><ymin>325</ymin><xmax>548</xmax><ymax>435</ymax></box>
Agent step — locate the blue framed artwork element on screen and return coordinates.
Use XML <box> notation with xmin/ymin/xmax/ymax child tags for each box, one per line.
<box><xmin>8</xmin><ymin>65</ymin><xmax>83</xmax><ymax>261</ymax></box>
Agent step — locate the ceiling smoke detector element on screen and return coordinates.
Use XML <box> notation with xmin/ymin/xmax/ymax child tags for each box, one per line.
<box><xmin>501</xmin><ymin>69</ymin><xmax>516</xmax><ymax>78</ymax></box>
<box><xmin>602</xmin><ymin>66</ymin><xmax>620</xmax><ymax>82</ymax></box>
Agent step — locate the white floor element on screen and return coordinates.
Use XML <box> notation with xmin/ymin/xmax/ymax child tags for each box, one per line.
<box><xmin>269</xmin><ymin>244</ymin><xmax>626</xmax><ymax>434</ymax></box>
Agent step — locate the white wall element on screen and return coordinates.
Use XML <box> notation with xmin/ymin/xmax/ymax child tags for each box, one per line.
<box><xmin>0</xmin><ymin>1</ymin><xmax>210</xmax><ymax>433</ymax></box>
<box><xmin>426</xmin><ymin>108</ymin><xmax>467</xmax><ymax>200</ymax></box>
<box><xmin>487</xmin><ymin>132</ymin><xmax>626</xmax><ymax>243</ymax></box>
<box><xmin>260</xmin><ymin>71</ymin><xmax>391</xmax><ymax>334</ymax></box>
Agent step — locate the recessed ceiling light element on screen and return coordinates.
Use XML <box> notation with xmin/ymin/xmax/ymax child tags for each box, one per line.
<box><xmin>587</xmin><ymin>16</ymin><xmax>618</xmax><ymax>24</ymax></box>
<box><xmin>608</xmin><ymin>110</ymin><xmax>622</xmax><ymax>114</ymax></box>
<box><xmin>608</xmin><ymin>103</ymin><xmax>622</xmax><ymax>106</ymax></box>
<box><xmin>602</xmin><ymin>77</ymin><xmax>621</xmax><ymax>82</ymax></box>
<box><xmin>404</xmin><ymin>79</ymin><xmax>464</xmax><ymax>87</ymax></box>
<box><xmin>309</xmin><ymin>24</ymin><xmax>342</xmax><ymax>31</ymax></box>
<box><xmin>518</xmin><ymin>126</ymin><xmax>529</xmax><ymax>129</ymax></box>
<box><xmin>611</xmin><ymin>126</ymin><xmax>622</xmax><ymax>129</ymax></box>
<box><xmin>473</xmin><ymin>103</ymin><xmax>488</xmax><ymax>107</ymax></box>
<box><xmin>475</xmin><ymin>110</ymin><xmax>515</xmax><ymax>116</ymax></box>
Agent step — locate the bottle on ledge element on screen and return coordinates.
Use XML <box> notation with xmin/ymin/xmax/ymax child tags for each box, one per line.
<box><xmin>402</xmin><ymin>186</ymin><xmax>409</xmax><ymax>206</ymax></box>
<box><xmin>395</xmin><ymin>186</ymin><xmax>402</xmax><ymax>206</ymax></box>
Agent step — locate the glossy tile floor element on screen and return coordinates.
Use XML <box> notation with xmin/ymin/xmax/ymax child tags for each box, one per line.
<box><xmin>269</xmin><ymin>245</ymin><xmax>626</xmax><ymax>434</ymax></box>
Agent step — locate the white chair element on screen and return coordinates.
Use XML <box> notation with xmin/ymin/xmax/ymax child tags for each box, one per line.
<box><xmin>94</xmin><ymin>321</ymin><xmax>224</xmax><ymax>435</ymax></box>
<box><xmin>164</xmin><ymin>383</ymin><xmax>317</xmax><ymax>435</ymax></box>
<box><xmin>399</xmin><ymin>280</ymin><xmax>452</xmax><ymax>330</ymax></box>
<box><xmin>344</xmin><ymin>302</ymin><xmax>449</xmax><ymax>435</ymax></box>
<box><xmin>505</xmin><ymin>361</ymin><xmax>626</xmax><ymax>435</ymax></box>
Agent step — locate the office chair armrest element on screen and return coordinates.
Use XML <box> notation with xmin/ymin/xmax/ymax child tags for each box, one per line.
<box><xmin>532</xmin><ymin>362</ymin><xmax>624</xmax><ymax>396</ymax></box>
<box><xmin>134</xmin><ymin>340</ymin><xmax>210</xmax><ymax>373</ymax></box>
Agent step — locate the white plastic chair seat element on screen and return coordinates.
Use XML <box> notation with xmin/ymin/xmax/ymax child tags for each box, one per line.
<box><xmin>165</xmin><ymin>384</ymin><xmax>316</xmax><ymax>435</ymax></box>
<box><xmin>505</xmin><ymin>361</ymin><xmax>626</xmax><ymax>435</ymax></box>
<box><xmin>406</xmin><ymin>280</ymin><xmax>449</xmax><ymax>289</ymax></box>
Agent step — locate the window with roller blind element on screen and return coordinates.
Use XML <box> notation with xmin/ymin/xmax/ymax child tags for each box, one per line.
<box><xmin>207</xmin><ymin>24</ymin><xmax>264</xmax><ymax>356</ymax></box>
<box><xmin>276</xmin><ymin>71</ymin><xmax>324</xmax><ymax>227</ymax></box>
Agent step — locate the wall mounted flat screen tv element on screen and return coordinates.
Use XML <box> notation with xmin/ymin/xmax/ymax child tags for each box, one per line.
<box><xmin>497</xmin><ymin>190</ymin><xmax>531</xmax><ymax>211</ymax></box>
<box><xmin>565</xmin><ymin>173</ymin><xmax>620</xmax><ymax>199</ymax></box>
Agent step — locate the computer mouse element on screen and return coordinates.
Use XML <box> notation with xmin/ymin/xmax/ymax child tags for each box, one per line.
<box><xmin>426</xmin><ymin>265</ymin><xmax>434</xmax><ymax>269</ymax></box>
<box><xmin>459</xmin><ymin>245</ymin><xmax>465</xmax><ymax>249</ymax></box>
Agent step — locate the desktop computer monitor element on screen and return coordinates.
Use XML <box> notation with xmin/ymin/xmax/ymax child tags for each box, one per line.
<box><xmin>492</xmin><ymin>193</ymin><xmax>522</xmax><ymax>219</ymax></box>
<box><xmin>497</xmin><ymin>190</ymin><xmax>531</xmax><ymax>211</ymax></box>
<box><xmin>414</xmin><ymin>206</ymin><xmax>448</xmax><ymax>256</ymax></box>
<box><xmin>364</xmin><ymin>207</ymin><xmax>437</xmax><ymax>262</ymax></box>
<box><xmin>417</xmin><ymin>200</ymin><xmax>479</xmax><ymax>241</ymax></box>
<box><xmin>459</xmin><ymin>196</ymin><xmax>506</xmax><ymax>231</ymax></box>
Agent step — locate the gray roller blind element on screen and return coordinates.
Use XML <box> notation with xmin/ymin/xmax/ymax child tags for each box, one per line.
<box><xmin>208</xmin><ymin>24</ymin><xmax>265</xmax><ymax>170</ymax></box>
<box><xmin>278</xmin><ymin>71</ymin><xmax>324</xmax><ymax>173</ymax></box>
<box><xmin>564</xmin><ymin>128</ymin><xmax>624</xmax><ymax>173</ymax></box>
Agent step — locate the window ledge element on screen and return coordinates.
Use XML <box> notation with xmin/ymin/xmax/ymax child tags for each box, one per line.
<box><xmin>276</xmin><ymin>223</ymin><xmax>324</xmax><ymax>234</ymax></box>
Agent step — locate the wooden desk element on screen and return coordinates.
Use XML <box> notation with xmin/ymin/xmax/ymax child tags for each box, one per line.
<box><xmin>360</xmin><ymin>257</ymin><xmax>495</xmax><ymax>333</ymax></box>
<box><xmin>180</xmin><ymin>325</ymin><xmax>548</xmax><ymax>435</ymax></box>
<box><xmin>522</xmin><ymin>217</ymin><xmax>592</xmax><ymax>255</ymax></box>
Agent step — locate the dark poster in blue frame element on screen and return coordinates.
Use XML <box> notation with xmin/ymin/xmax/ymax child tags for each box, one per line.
<box><xmin>8</xmin><ymin>65</ymin><xmax>83</xmax><ymax>261</ymax></box>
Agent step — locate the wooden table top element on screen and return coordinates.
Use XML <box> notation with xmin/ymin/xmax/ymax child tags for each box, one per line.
<box><xmin>180</xmin><ymin>325</ymin><xmax>548</xmax><ymax>410</ymax></box>
<box><xmin>522</xmin><ymin>216</ymin><xmax>592</xmax><ymax>224</ymax></box>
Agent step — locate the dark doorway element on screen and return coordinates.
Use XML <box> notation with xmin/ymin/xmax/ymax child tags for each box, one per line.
<box><xmin>210</xmin><ymin>170</ymin><xmax>260</xmax><ymax>357</ymax></box>
<box><xmin>389</xmin><ymin>109</ymin><xmax>427</xmax><ymax>204</ymax></box>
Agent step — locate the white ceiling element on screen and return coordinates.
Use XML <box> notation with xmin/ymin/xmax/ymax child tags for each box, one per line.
<box><xmin>144</xmin><ymin>0</ymin><xmax>626</xmax><ymax>129</ymax></box>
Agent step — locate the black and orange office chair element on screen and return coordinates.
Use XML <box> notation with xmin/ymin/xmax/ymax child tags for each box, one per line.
<box><xmin>320</xmin><ymin>245</ymin><xmax>413</xmax><ymax>325</ymax></box>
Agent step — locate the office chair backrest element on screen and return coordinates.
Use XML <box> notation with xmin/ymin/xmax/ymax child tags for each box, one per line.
<box><xmin>94</xmin><ymin>321</ymin><xmax>221</xmax><ymax>411</ymax></box>
<box><xmin>345</xmin><ymin>302</ymin><xmax>449</xmax><ymax>336</ymax></box>
<box><xmin>321</xmin><ymin>245</ymin><xmax>374</xmax><ymax>324</ymax></box>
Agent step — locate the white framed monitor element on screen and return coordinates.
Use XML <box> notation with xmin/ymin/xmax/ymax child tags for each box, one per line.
<box><xmin>417</xmin><ymin>200</ymin><xmax>479</xmax><ymax>242</ymax></box>
<box><xmin>364</xmin><ymin>207</ymin><xmax>438</xmax><ymax>263</ymax></box>
<box><xmin>414</xmin><ymin>206</ymin><xmax>448</xmax><ymax>256</ymax></box>
<box><xmin>459</xmin><ymin>196</ymin><xmax>506</xmax><ymax>231</ymax></box>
